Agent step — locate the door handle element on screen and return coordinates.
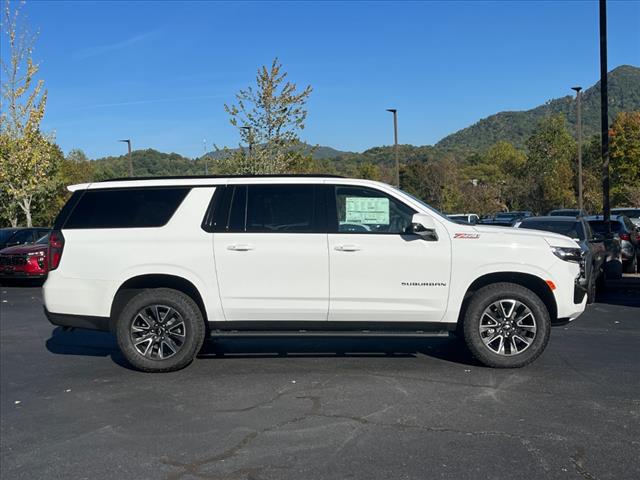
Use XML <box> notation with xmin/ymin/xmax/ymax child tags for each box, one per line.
<box><xmin>227</xmin><ymin>244</ymin><xmax>254</xmax><ymax>251</ymax></box>
<box><xmin>334</xmin><ymin>244</ymin><xmax>362</xmax><ymax>252</ymax></box>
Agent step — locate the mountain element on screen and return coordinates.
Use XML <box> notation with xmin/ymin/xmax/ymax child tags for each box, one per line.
<box><xmin>206</xmin><ymin>143</ymin><xmax>351</xmax><ymax>160</ymax></box>
<box><xmin>436</xmin><ymin>65</ymin><xmax>640</xmax><ymax>151</ymax></box>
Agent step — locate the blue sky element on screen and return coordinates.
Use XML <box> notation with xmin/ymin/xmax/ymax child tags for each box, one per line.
<box><xmin>13</xmin><ymin>0</ymin><xmax>640</xmax><ymax>159</ymax></box>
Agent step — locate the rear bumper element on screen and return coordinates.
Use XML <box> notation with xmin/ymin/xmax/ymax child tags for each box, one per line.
<box><xmin>0</xmin><ymin>270</ymin><xmax>47</xmax><ymax>279</ymax></box>
<box><xmin>44</xmin><ymin>307</ymin><xmax>111</xmax><ymax>332</ymax></box>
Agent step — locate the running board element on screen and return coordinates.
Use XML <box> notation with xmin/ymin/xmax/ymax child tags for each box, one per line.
<box><xmin>207</xmin><ymin>321</ymin><xmax>457</xmax><ymax>338</ymax></box>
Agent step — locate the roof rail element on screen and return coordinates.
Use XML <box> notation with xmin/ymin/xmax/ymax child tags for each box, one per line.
<box><xmin>98</xmin><ymin>173</ymin><xmax>345</xmax><ymax>182</ymax></box>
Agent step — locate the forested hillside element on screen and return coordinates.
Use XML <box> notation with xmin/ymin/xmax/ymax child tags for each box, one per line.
<box><xmin>436</xmin><ymin>65</ymin><xmax>640</xmax><ymax>151</ymax></box>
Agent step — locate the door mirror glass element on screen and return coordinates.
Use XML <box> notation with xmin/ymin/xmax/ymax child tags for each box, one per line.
<box><xmin>411</xmin><ymin>213</ymin><xmax>438</xmax><ymax>240</ymax></box>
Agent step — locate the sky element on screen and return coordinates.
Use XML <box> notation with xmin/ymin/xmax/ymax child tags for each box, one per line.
<box><xmin>8</xmin><ymin>0</ymin><xmax>640</xmax><ymax>159</ymax></box>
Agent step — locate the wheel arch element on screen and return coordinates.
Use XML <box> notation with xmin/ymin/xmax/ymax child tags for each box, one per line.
<box><xmin>109</xmin><ymin>274</ymin><xmax>208</xmax><ymax>331</ymax></box>
<box><xmin>456</xmin><ymin>272</ymin><xmax>558</xmax><ymax>329</ymax></box>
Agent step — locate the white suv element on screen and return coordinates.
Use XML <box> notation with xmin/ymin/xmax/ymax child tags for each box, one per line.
<box><xmin>43</xmin><ymin>175</ymin><xmax>587</xmax><ymax>372</ymax></box>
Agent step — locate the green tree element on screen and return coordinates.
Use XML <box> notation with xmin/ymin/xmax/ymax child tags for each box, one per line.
<box><xmin>609</xmin><ymin>111</ymin><xmax>640</xmax><ymax>206</ymax></box>
<box><xmin>222</xmin><ymin>58</ymin><xmax>313</xmax><ymax>174</ymax></box>
<box><xmin>0</xmin><ymin>0</ymin><xmax>53</xmax><ymax>227</ymax></box>
<box><xmin>523</xmin><ymin>115</ymin><xmax>576</xmax><ymax>213</ymax></box>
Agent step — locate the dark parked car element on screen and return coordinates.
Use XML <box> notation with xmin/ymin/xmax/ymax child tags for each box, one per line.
<box><xmin>518</xmin><ymin>216</ymin><xmax>605</xmax><ymax>302</ymax></box>
<box><xmin>587</xmin><ymin>215</ymin><xmax>639</xmax><ymax>273</ymax></box>
<box><xmin>0</xmin><ymin>234</ymin><xmax>49</xmax><ymax>281</ymax></box>
<box><xmin>548</xmin><ymin>209</ymin><xmax>587</xmax><ymax>217</ymax></box>
<box><xmin>0</xmin><ymin>227</ymin><xmax>51</xmax><ymax>250</ymax></box>
<box><xmin>611</xmin><ymin>208</ymin><xmax>640</xmax><ymax>228</ymax></box>
<box><xmin>479</xmin><ymin>211</ymin><xmax>533</xmax><ymax>227</ymax></box>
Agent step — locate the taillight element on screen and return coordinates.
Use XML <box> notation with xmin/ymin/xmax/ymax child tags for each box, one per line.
<box><xmin>49</xmin><ymin>230</ymin><xmax>65</xmax><ymax>270</ymax></box>
<box><xmin>619</xmin><ymin>233</ymin><xmax>630</xmax><ymax>241</ymax></box>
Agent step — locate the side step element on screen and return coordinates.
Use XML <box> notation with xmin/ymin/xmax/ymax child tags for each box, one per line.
<box><xmin>207</xmin><ymin>321</ymin><xmax>457</xmax><ymax>338</ymax></box>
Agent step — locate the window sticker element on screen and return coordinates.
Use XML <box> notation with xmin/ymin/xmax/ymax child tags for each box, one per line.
<box><xmin>345</xmin><ymin>197</ymin><xmax>390</xmax><ymax>225</ymax></box>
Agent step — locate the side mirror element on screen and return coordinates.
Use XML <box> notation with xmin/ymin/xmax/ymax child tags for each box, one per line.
<box><xmin>590</xmin><ymin>233</ymin><xmax>604</xmax><ymax>242</ymax></box>
<box><xmin>410</xmin><ymin>213</ymin><xmax>438</xmax><ymax>241</ymax></box>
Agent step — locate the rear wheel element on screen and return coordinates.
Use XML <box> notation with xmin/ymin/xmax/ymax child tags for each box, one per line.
<box><xmin>116</xmin><ymin>288</ymin><xmax>205</xmax><ymax>372</ymax></box>
<box><xmin>623</xmin><ymin>254</ymin><xmax>638</xmax><ymax>274</ymax></box>
<box><xmin>463</xmin><ymin>283</ymin><xmax>550</xmax><ymax>368</ymax></box>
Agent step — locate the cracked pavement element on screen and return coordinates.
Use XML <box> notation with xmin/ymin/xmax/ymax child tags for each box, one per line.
<box><xmin>1</xmin><ymin>285</ymin><xmax>639</xmax><ymax>479</ymax></box>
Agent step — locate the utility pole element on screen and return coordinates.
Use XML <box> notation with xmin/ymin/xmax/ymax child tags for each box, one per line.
<box><xmin>572</xmin><ymin>86</ymin><xmax>583</xmax><ymax>212</ymax></box>
<box><xmin>599</xmin><ymin>0</ymin><xmax>610</xmax><ymax>235</ymax></box>
<box><xmin>386</xmin><ymin>109</ymin><xmax>399</xmax><ymax>187</ymax></box>
<box><xmin>240</xmin><ymin>126</ymin><xmax>252</xmax><ymax>173</ymax></box>
<box><xmin>203</xmin><ymin>139</ymin><xmax>208</xmax><ymax>175</ymax></box>
<box><xmin>119</xmin><ymin>139</ymin><xmax>133</xmax><ymax>177</ymax></box>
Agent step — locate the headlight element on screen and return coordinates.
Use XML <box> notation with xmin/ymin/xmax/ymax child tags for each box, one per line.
<box><xmin>551</xmin><ymin>246</ymin><xmax>583</xmax><ymax>263</ymax></box>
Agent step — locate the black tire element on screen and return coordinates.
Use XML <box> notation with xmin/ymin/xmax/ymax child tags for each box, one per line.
<box><xmin>586</xmin><ymin>273</ymin><xmax>596</xmax><ymax>304</ymax></box>
<box><xmin>116</xmin><ymin>288</ymin><xmax>205</xmax><ymax>372</ymax></box>
<box><xmin>623</xmin><ymin>254</ymin><xmax>637</xmax><ymax>274</ymax></box>
<box><xmin>463</xmin><ymin>282</ymin><xmax>551</xmax><ymax>368</ymax></box>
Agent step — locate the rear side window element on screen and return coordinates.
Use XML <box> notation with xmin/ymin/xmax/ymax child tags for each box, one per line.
<box><xmin>63</xmin><ymin>187</ymin><xmax>190</xmax><ymax>229</ymax></box>
<box><xmin>210</xmin><ymin>184</ymin><xmax>324</xmax><ymax>233</ymax></box>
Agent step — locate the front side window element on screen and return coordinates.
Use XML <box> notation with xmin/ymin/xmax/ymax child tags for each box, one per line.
<box><xmin>333</xmin><ymin>186</ymin><xmax>415</xmax><ymax>234</ymax></box>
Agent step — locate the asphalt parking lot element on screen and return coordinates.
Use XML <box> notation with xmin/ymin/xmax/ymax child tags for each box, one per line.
<box><xmin>1</xmin><ymin>283</ymin><xmax>639</xmax><ymax>480</ymax></box>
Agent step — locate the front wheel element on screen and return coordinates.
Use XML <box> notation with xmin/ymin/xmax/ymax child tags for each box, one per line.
<box><xmin>463</xmin><ymin>283</ymin><xmax>551</xmax><ymax>368</ymax></box>
<box><xmin>116</xmin><ymin>288</ymin><xmax>205</xmax><ymax>372</ymax></box>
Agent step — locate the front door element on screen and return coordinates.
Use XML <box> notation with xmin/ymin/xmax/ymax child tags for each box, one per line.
<box><xmin>327</xmin><ymin>185</ymin><xmax>451</xmax><ymax>322</ymax></box>
<box><xmin>213</xmin><ymin>183</ymin><xmax>329</xmax><ymax>321</ymax></box>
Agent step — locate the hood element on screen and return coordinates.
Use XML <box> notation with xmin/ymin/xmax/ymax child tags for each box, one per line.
<box><xmin>0</xmin><ymin>243</ymin><xmax>48</xmax><ymax>255</ymax></box>
<box><xmin>472</xmin><ymin>225</ymin><xmax>579</xmax><ymax>248</ymax></box>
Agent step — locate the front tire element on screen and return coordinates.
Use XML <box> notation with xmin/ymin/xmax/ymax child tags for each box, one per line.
<box><xmin>116</xmin><ymin>288</ymin><xmax>205</xmax><ymax>372</ymax></box>
<box><xmin>463</xmin><ymin>283</ymin><xmax>551</xmax><ymax>368</ymax></box>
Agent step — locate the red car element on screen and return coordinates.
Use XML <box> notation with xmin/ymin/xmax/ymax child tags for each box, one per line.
<box><xmin>0</xmin><ymin>235</ymin><xmax>49</xmax><ymax>280</ymax></box>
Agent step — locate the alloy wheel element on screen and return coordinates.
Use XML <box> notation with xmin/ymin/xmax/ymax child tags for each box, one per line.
<box><xmin>130</xmin><ymin>305</ymin><xmax>186</xmax><ymax>360</ymax></box>
<box><xmin>478</xmin><ymin>299</ymin><xmax>537</xmax><ymax>356</ymax></box>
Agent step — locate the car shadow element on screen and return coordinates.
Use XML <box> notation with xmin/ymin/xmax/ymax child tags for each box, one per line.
<box><xmin>45</xmin><ymin>328</ymin><xmax>482</xmax><ymax>369</ymax></box>
<box><xmin>595</xmin><ymin>276</ymin><xmax>640</xmax><ymax>308</ymax></box>
<box><xmin>0</xmin><ymin>278</ymin><xmax>46</xmax><ymax>287</ymax></box>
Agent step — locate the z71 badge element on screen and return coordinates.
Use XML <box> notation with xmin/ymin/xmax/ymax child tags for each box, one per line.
<box><xmin>454</xmin><ymin>233</ymin><xmax>480</xmax><ymax>239</ymax></box>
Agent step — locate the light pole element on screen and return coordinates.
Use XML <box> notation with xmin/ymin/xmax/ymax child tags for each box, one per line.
<box><xmin>386</xmin><ymin>109</ymin><xmax>399</xmax><ymax>187</ymax></box>
<box><xmin>599</xmin><ymin>0</ymin><xmax>610</xmax><ymax>236</ymax></box>
<box><xmin>572</xmin><ymin>86</ymin><xmax>583</xmax><ymax>212</ymax></box>
<box><xmin>118</xmin><ymin>139</ymin><xmax>132</xmax><ymax>177</ymax></box>
<box><xmin>240</xmin><ymin>126</ymin><xmax>252</xmax><ymax>172</ymax></box>
<box><xmin>203</xmin><ymin>139</ymin><xmax>208</xmax><ymax>175</ymax></box>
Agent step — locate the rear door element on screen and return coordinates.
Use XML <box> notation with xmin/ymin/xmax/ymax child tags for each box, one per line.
<box><xmin>327</xmin><ymin>184</ymin><xmax>451</xmax><ymax>322</ymax></box>
<box><xmin>212</xmin><ymin>183</ymin><xmax>329</xmax><ymax>321</ymax></box>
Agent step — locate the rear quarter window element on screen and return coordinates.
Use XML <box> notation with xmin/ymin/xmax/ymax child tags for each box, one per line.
<box><xmin>63</xmin><ymin>187</ymin><xmax>190</xmax><ymax>229</ymax></box>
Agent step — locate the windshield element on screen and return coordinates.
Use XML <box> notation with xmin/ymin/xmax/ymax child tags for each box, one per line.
<box><xmin>0</xmin><ymin>230</ymin><xmax>18</xmax><ymax>242</ymax></box>
<box><xmin>520</xmin><ymin>220</ymin><xmax>584</xmax><ymax>240</ymax></box>
<box><xmin>495</xmin><ymin>212</ymin><xmax>520</xmax><ymax>219</ymax></box>
<box><xmin>589</xmin><ymin>220</ymin><xmax>623</xmax><ymax>234</ymax></box>
<box><xmin>612</xmin><ymin>209</ymin><xmax>640</xmax><ymax>218</ymax></box>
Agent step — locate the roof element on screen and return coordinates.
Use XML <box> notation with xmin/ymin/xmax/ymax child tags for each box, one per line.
<box><xmin>521</xmin><ymin>216</ymin><xmax>580</xmax><ymax>222</ymax></box>
<box><xmin>67</xmin><ymin>175</ymin><xmax>384</xmax><ymax>192</ymax></box>
<box><xmin>99</xmin><ymin>174</ymin><xmax>344</xmax><ymax>182</ymax></box>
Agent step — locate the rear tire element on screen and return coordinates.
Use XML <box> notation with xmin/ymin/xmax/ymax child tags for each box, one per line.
<box><xmin>463</xmin><ymin>282</ymin><xmax>551</xmax><ymax>368</ymax></box>
<box><xmin>116</xmin><ymin>288</ymin><xmax>205</xmax><ymax>372</ymax></box>
<box><xmin>623</xmin><ymin>254</ymin><xmax>637</xmax><ymax>274</ymax></box>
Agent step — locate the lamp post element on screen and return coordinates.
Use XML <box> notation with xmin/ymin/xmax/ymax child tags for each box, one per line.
<box><xmin>203</xmin><ymin>139</ymin><xmax>209</xmax><ymax>175</ymax></box>
<box><xmin>240</xmin><ymin>126</ymin><xmax>252</xmax><ymax>173</ymax></box>
<box><xmin>572</xmin><ymin>86</ymin><xmax>583</xmax><ymax>212</ymax></box>
<box><xmin>599</xmin><ymin>0</ymin><xmax>610</xmax><ymax>235</ymax></box>
<box><xmin>386</xmin><ymin>109</ymin><xmax>399</xmax><ymax>187</ymax></box>
<box><xmin>118</xmin><ymin>139</ymin><xmax>132</xmax><ymax>177</ymax></box>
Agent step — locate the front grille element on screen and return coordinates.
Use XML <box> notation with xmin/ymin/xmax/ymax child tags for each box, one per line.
<box><xmin>0</xmin><ymin>255</ymin><xmax>27</xmax><ymax>266</ymax></box>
